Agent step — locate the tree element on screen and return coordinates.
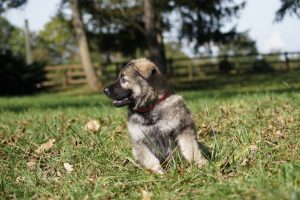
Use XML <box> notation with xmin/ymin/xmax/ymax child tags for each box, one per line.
<box><xmin>144</xmin><ymin>0</ymin><xmax>166</xmax><ymax>73</ymax></box>
<box><xmin>0</xmin><ymin>50</ymin><xmax>46</xmax><ymax>95</ymax></box>
<box><xmin>275</xmin><ymin>0</ymin><xmax>300</xmax><ymax>21</ymax></box>
<box><xmin>218</xmin><ymin>32</ymin><xmax>258</xmax><ymax>73</ymax></box>
<box><xmin>219</xmin><ymin>32</ymin><xmax>258</xmax><ymax>56</ymax></box>
<box><xmin>0</xmin><ymin>16</ymin><xmax>46</xmax><ymax>95</ymax></box>
<box><xmin>0</xmin><ymin>0</ymin><xmax>27</xmax><ymax>13</ymax></box>
<box><xmin>64</xmin><ymin>0</ymin><xmax>245</xmax><ymax>74</ymax></box>
<box><xmin>36</xmin><ymin>15</ymin><xmax>77</xmax><ymax>64</ymax></box>
<box><xmin>70</xmin><ymin>0</ymin><xmax>102</xmax><ymax>91</ymax></box>
<box><xmin>169</xmin><ymin>0</ymin><xmax>245</xmax><ymax>53</ymax></box>
<box><xmin>0</xmin><ymin>16</ymin><xmax>25</xmax><ymax>56</ymax></box>
<box><xmin>164</xmin><ymin>41</ymin><xmax>189</xmax><ymax>59</ymax></box>
<box><xmin>67</xmin><ymin>0</ymin><xmax>148</xmax><ymax>58</ymax></box>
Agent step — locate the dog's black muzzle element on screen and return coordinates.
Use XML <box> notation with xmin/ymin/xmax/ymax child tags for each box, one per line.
<box><xmin>103</xmin><ymin>82</ymin><xmax>133</xmax><ymax>107</ymax></box>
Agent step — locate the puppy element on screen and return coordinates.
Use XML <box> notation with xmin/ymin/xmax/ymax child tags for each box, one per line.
<box><xmin>104</xmin><ymin>58</ymin><xmax>208</xmax><ymax>174</ymax></box>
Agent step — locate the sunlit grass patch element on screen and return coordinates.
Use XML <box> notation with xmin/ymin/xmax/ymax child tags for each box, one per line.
<box><xmin>0</xmin><ymin>74</ymin><xmax>300</xmax><ymax>199</ymax></box>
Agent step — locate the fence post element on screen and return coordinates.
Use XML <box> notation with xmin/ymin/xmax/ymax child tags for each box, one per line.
<box><xmin>167</xmin><ymin>58</ymin><xmax>174</xmax><ymax>77</ymax></box>
<box><xmin>62</xmin><ymin>68</ymin><xmax>68</xmax><ymax>89</ymax></box>
<box><xmin>188</xmin><ymin>64</ymin><xmax>193</xmax><ymax>80</ymax></box>
<box><xmin>284</xmin><ymin>52</ymin><xmax>290</xmax><ymax>72</ymax></box>
<box><xmin>235</xmin><ymin>58</ymin><xmax>240</xmax><ymax>74</ymax></box>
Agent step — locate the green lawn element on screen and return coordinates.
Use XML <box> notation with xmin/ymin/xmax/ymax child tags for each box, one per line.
<box><xmin>0</xmin><ymin>72</ymin><xmax>300</xmax><ymax>199</ymax></box>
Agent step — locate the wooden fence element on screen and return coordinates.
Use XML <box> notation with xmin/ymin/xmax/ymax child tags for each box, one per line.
<box><xmin>42</xmin><ymin>64</ymin><xmax>85</xmax><ymax>88</ymax></box>
<box><xmin>41</xmin><ymin>51</ymin><xmax>300</xmax><ymax>88</ymax></box>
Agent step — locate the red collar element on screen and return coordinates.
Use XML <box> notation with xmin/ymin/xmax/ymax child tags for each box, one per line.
<box><xmin>136</xmin><ymin>92</ymin><xmax>172</xmax><ymax>113</ymax></box>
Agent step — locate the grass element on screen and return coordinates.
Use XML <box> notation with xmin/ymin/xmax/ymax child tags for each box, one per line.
<box><xmin>0</xmin><ymin>72</ymin><xmax>300</xmax><ymax>199</ymax></box>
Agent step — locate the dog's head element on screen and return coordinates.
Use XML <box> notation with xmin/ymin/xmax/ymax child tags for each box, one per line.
<box><xmin>103</xmin><ymin>58</ymin><xmax>168</xmax><ymax>109</ymax></box>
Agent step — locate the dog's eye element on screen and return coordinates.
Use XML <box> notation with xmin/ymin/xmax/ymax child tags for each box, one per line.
<box><xmin>120</xmin><ymin>77</ymin><xmax>127</xmax><ymax>84</ymax></box>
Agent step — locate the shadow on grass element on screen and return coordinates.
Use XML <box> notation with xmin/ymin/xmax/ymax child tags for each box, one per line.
<box><xmin>171</xmin><ymin>70</ymin><xmax>300</xmax><ymax>91</ymax></box>
<box><xmin>1</xmin><ymin>70</ymin><xmax>299</xmax><ymax>113</ymax></box>
<box><xmin>0</xmin><ymin>93</ymin><xmax>113</xmax><ymax>113</ymax></box>
<box><xmin>0</xmin><ymin>101</ymin><xmax>112</xmax><ymax>113</ymax></box>
<box><xmin>182</xmin><ymin>87</ymin><xmax>299</xmax><ymax>102</ymax></box>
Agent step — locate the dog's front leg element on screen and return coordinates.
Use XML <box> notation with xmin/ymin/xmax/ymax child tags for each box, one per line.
<box><xmin>132</xmin><ymin>142</ymin><xmax>164</xmax><ymax>174</ymax></box>
<box><xmin>177</xmin><ymin>129</ymin><xmax>208</xmax><ymax>167</ymax></box>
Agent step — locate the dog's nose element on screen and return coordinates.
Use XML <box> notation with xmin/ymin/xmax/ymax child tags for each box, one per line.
<box><xmin>103</xmin><ymin>87</ymin><xmax>110</xmax><ymax>95</ymax></box>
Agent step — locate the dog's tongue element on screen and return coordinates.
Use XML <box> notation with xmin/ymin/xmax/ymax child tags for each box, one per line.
<box><xmin>112</xmin><ymin>98</ymin><xmax>131</xmax><ymax>107</ymax></box>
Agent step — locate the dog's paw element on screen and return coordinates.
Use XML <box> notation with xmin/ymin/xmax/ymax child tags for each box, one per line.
<box><xmin>156</xmin><ymin>169</ymin><xmax>164</xmax><ymax>175</ymax></box>
<box><xmin>196</xmin><ymin>159</ymin><xmax>208</xmax><ymax>168</ymax></box>
<box><xmin>151</xmin><ymin>166</ymin><xmax>164</xmax><ymax>175</ymax></box>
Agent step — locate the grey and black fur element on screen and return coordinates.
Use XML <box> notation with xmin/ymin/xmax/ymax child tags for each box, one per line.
<box><xmin>104</xmin><ymin>58</ymin><xmax>208</xmax><ymax>174</ymax></box>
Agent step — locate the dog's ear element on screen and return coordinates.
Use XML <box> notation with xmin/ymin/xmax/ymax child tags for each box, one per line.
<box><xmin>135</xmin><ymin>64</ymin><xmax>157</xmax><ymax>79</ymax></box>
<box><xmin>130</xmin><ymin>58</ymin><xmax>161</xmax><ymax>79</ymax></box>
<box><xmin>138</xmin><ymin>66</ymin><xmax>156</xmax><ymax>79</ymax></box>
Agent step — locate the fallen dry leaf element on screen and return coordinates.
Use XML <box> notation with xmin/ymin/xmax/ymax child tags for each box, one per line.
<box><xmin>275</xmin><ymin>130</ymin><xmax>284</xmax><ymax>138</ymax></box>
<box><xmin>84</xmin><ymin>120</ymin><xmax>100</xmax><ymax>132</ymax></box>
<box><xmin>241</xmin><ymin>158</ymin><xmax>251</xmax><ymax>166</ymax></box>
<box><xmin>35</xmin><ymin>139</ymin><xmax>55</xmax><ymax>155</ymax></box>
<box><xmin>2</xmin><ymin>133</ymin><xmax>24</xmax><ymax>146</ymax></box>
<box><xmin>63</xmin><ymin>163</ymin><xmax>74</xmax><ymax>173</ymax></box>
<box><xmin>57</xmin><ymin>170</ymin><xmax>63</xmax><ymax>177</ymax></box>
<box><xmin>249</xmin><ymin>145</ymin><xmax>258</xmax><ymax>154</ymax></box>
<box><xmin>16</xmin><ymin>176</ymin><xmax>25</xmax><ymax>183</ymax></box>
<box><xmin>276</xmin><ymin>115</ymin><xmax>285</xmax><ymax>127</ymax></box>
<box><xmin>114</xmin><ymin>125</ymin><xmax>125</xmax><ymax>134</ymax></box>
<box><xmin>27</xmin><ymin>160</ymin><xmax>36</xmax><ymax>168</ymax></box>
<box><xmin>141</xmin><ymin>190</ymin><xmax>152</xmax><ymax>200</ymax></box>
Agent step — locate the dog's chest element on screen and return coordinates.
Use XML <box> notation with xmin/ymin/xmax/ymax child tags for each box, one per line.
<box><xmin>127</xmin><ymin>113</ymin><xmax>180</xmax><ymax>142</ymax></box>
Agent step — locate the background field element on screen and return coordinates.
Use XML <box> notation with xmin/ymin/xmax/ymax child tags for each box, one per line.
<box><xmin>1</xmin><ymin>72</ymin><xmax>300</xmax><ymax>199</ymax></box>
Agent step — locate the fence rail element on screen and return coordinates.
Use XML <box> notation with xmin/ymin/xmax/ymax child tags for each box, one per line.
<box><xmin>41</xmin><ymin>51</ymin><xmax>300</xmax><ymax>88</ymax></box>
<box><xmin>41</xmin><ymin>64</ymin><xmax>89</xmax><ymax>88</ymax></box>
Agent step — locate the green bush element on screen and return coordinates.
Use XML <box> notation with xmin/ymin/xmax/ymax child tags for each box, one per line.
<box><xmin>0</xmin><ymin>50</ymin><xmax>46</xmax><ymax>95</ymax></box>
<box><xmin>251</xmin><ymin>58</ymin><xmax>274</xmax><ymax>73</ymax></box>
<box><xmin>219</xmin><ymin>58</ymin><xmax>234</xmax><ymax>74</ymax></box>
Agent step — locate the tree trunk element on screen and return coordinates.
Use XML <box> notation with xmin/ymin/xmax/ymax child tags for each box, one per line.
<box><xmin>70</xmin><ymin>0</ymin><xmax>102</xmax><ymax>91</ymax></box>
<box><xmin>143</xmin><ymin>0</ymin><xmax>166</xmax><ymax>74</ymax></box>
<box><xmin>156</xmin><ymin>21</ymin><xmax>167</xmax><ymax>73</ymax></box>
<box><xmin>24</xmin><ymin>19</ymin><xmax>33</xmax><ymax>65</ymax></box>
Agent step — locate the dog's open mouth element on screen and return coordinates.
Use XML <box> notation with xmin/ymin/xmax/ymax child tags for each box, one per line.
<box><xmin>112</xmin><ymin>97</ymin><xmax>132</xmax><ymax>107</ymax></box>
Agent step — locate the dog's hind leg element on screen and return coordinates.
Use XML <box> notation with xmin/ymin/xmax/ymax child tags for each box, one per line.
<box><xmin>132</xmin><ymin>142</ymin><xmax>164</xmax><ymax>174</ymax></box>
<box><xmin>177</xmin><ymin>129</ymin><xmax>208</xmax><ymax>168</ymax></box>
